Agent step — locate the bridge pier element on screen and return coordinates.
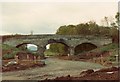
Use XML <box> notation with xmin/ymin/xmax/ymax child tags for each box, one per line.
<box><xmin>37</xmin><ymin>46</ymin><xmax>45</xmax><ymax>59</ymax></box>
<box><xmin>69</xmin><ymin>47</ymin><xmax>75</xmax><ymax>56</ymax></box>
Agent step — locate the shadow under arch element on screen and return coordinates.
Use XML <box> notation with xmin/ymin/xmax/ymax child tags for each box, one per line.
<box><xmin>74</xmin><ymin>42</ymin><xmax>97</xmax><ymax>55</ymax></box>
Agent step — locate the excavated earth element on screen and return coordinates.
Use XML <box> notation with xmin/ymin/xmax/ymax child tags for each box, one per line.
<box><xmin>40</xmin><ymin>66</ymin><xmax>119</xmax><ymax>81</ymax></box>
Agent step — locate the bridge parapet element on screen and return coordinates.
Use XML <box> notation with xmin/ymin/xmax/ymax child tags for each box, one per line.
<box><xmin>3</xmin><ymin>34</ymin><xmax>111</xmax><ymax>41</ymax></box>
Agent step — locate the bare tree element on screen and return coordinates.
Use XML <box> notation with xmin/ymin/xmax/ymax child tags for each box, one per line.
<box><xmin>104</xmin><ymin>16</ymin><xmax>109</xmax><ymax>26</ymax></box>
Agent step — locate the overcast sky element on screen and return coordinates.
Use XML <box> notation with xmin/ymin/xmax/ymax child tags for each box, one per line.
<box><xmin>0</xmin><ymin>2</ymin><xmax>118</xmax><ymax>35</ymax></box>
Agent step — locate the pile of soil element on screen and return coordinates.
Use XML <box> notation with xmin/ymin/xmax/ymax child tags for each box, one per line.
<box><xmin>58</xmin><ymin>51</ymin><xmax>110</xmax><ymax>60</ymax></box>
<box><xmin>2</xmin><ymin>61</ymin><xmax>45</xmax><ymax>72</ymax></box>
<box><xmin>40</xmin><ymin>67</ymin><xmax>119</xmax><ymax>81</ymax></box>
<box><xmin>57</xmin><ymin>51</ymin><xmax>115</xmax><ymax>66</ymax></box>
<box><xmin>78</xmin><ymin>51</ymin><xmax>110</xmax><ymax>59</ymax></box>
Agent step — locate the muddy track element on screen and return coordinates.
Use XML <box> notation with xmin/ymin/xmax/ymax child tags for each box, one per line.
<box><xmin>2</xmin><ymin>57</ymin><xmax>106</xmax><ymax>80</ymax></box>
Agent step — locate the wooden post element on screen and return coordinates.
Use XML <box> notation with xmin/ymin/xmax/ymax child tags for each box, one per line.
<box><xmin>15</xmin><ymin>55</ymin><xmax>19</xmax><ymax>64</ymax></box>
<box><xmin>67</xmin><ymin>54</ymin><xmax>70</xmax><ymax>56</ymax></box>
<box><xmin>100</xmin><ymin>55</ymin><xmax>104</xmax><ymax>65</ymax></box>
<box><xmin>34</xmin><ymin>56</ymin><xmax>36</xmax><ymax>63</ymax></box>
<box><xmin>115</xmin><ymin>55</ymin><xmax>118</xmax><ymax>62</ymax></box>
<box><xmin>27</xmin><ymin>55</ymin><xmax>29</xmax><ymax>61</ymax></box>
<box><xmin>37</xmin><ymin>56</ymin><xmax>40</xmax><ymax>61</ymax></box>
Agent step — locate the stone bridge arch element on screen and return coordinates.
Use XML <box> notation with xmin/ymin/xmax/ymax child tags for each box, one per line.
<box><xmin>16</xmin><ymin>42</ymin><xmax>39</xmax><ymax>48</ymax></box>
<box><xmin>39</xmin><ymin>38</ymin><xmax>70</xmax><ymax>57</ymax></box>
<box><xmin>43</xmin><ymin>39</ymin><xmax>69</xmax><ymax>48</ymax></box>
<box><xmin>74</xmin><ymin>42</ymin><xmax>97</xmax><ymax>55</ymax></box>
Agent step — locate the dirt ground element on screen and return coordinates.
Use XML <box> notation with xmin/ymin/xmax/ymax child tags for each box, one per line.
<box><xmin>57</xmin><ymin>51</ymin><xmax>118</xmax><ymax>67</ymax></box>
<box><xmin>2</xmin><ymin>59</ymin><xmax>45</xmax><ymax>72</ymax></box>
<box><xmin>40</xmin><ymin>66</ymin><xmax>119</xmax><ymax>81</ymax></box>
<box><xmin>2</xmin><ymin>57</ymin><xmax>105</xmax><ymax>80</ymax></box>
